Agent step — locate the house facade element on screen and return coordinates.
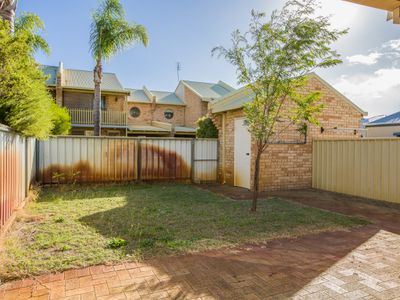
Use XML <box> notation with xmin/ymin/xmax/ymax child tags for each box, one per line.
<box><xmin>365</xmin><ymin>112</ymin><xmax>400</xmax><ymax>137</ymax></box>
<box><xmin>44</xmin><ymin>62</ymin><xmax>234</xmax><ymax>136</ymax></box>
<box><xmin>210</xmin><ymin>73</ymin><xmax>367</xmax><ymax>191</ymax></box>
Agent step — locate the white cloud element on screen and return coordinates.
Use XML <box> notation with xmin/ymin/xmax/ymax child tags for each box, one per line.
<box><xmin>384</xmin><ymin>39</ymin><xmax>400</xmax><ymax>51</ymax></box>
<box><xmin>346</xmin><ymin>52</ymin><xmax>382</xmax><ymax>65</ymax></box>
<box><xmin>334</xmin><ymin>68</ymin><xmax>400</xmax><ymax>115</ymax></box>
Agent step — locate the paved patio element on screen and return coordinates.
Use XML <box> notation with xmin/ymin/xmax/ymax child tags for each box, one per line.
<box><xmin>1</xmin><ymin>188</ymin><xmax>400</xmax><ymax>300</ymax></box>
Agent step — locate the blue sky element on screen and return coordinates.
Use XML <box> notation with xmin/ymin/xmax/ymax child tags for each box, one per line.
<box><xmin>19</xmin><ymin>0</ymin><xmax>400</xmax><ymax>116</ymax></box>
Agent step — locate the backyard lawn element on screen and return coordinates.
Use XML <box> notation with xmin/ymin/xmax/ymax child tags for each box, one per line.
<box><xmin>0</xmin><ymin>183</ymin><xmax>367</xmax><ymax>281</ymax></box>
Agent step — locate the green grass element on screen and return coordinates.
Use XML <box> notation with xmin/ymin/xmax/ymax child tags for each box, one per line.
<box><xmin>0</xmin><ymin>183</ymin><xmax>367</xmax><ymax>281</ymax></box>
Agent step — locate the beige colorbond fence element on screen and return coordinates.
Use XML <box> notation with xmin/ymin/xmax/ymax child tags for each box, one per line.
<box><xmin>36</xmin><ymin>136</ymin><xmax>218</xmax><ymax>184</ymax></box>
<box><xmin>312</xmin><ymin>139</ymin><xmax>400</xmax><ymax>204</ymax></box>
<box><xmin>0</xmin><ymin>125</ymin><xmax>36</xmax><ymax>235</ymax></box>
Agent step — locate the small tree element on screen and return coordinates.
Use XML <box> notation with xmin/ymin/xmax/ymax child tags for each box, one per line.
<box><xmin>90</xmin><ymin>0</ymin><xmax>148</xmax><ymax>136</ymax></box>
<box><xmin>213</xmin><ymin>0</ymin><xmax>347</xmax><ymax>211</ymax></box>
<box><xmin>196</xmin><ymin>117</ymin><xmax>218</xmax><ymax>138</ymax></box>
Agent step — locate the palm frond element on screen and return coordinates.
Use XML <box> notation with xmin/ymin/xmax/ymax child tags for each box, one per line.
<box><xmin>89</xmin><ymin>0</ymin><xmax>148</xmax><ymax>61</ymax></box>
<box><xmin>15</xmin><ymin>13</ymin><xmax>50</xmax><ymax>55</ymax></box>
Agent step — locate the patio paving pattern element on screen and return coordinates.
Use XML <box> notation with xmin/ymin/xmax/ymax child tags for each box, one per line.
<box><xmin>1</xmin><ymin>188</ymin><xmax>400</xmax><ymax>300</ymax></box>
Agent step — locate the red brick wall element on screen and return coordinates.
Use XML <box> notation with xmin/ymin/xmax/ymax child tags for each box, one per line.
<box><xmin>213</xmin><ymin>75</ymin><xmax>364</xmax><ymax>191</ymax></box>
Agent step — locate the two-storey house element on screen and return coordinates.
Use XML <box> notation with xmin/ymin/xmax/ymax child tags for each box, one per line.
<box><xmin>44</xmin><ymin>62</ymin><xmax>234</xmax><ymax>136</ymax></box>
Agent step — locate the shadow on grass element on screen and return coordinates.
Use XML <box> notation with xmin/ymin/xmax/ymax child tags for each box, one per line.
<box><xmin>78</xmin><ymin>183</ymin><xmax>368</xmax><ymax>258</ymax></box>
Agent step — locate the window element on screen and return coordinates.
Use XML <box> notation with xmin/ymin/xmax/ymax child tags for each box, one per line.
<box><xmin>101</xmin><ymin>96</ymin><xmax>107</xmax><ymax>110</ymax></box>
<box><xmin>130</xmin><ymin>107</ymin><xmax>141</xmax><ymax>118</ymax></box>
<box><xmin>164</xmin><ymin>109</ymin><xmax>174</xmax><ymax>120</ymax></box>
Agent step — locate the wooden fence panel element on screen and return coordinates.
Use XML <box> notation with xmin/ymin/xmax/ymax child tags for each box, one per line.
<box><xmin>313</xmin><ymin>139</ymin><xmax>400</xmax><ymax>204</ymax></box>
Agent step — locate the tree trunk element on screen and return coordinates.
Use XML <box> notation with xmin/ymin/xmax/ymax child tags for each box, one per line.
<box><xmin>93</xmin><ymin>58</ymin><xmax>102</xmax><ymax>136</ymax></box>
<box><xmin>0</xmin><ymin>0</ymin><xmax>18</xmax><ymax>34</ymax></box>
<box><xmin>251</xmin><ymin>148</ymin><xmax>262</xmax><ymax>212</ymax></box>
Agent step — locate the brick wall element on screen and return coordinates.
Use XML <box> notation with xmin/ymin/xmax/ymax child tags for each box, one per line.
<box><xmin>182</xmin><ymin>86</ymin><xmax>208</xmax><ymax>127</ymax></box>
<box><xmin>212</xmin><ymin>75</ymin><xmax>364</xmax><ymax>191</ymax></box>
<box><xmin>127</xmin><ymin>103</ymin><xmax>185</xmax><ymax>126</ymax></box>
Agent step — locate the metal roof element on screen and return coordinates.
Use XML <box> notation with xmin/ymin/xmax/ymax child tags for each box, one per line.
<box><xmin>181</xmin><ymin>80</ymin><xmax>235</xmax><ymax>101</ymax></box>
<box><xmin>127</xmin><ymin>124</ymin><xmax>196</xmax><ymax>134</ymax></box>
<box><xmin>128</xmin><ymin>125</ymin><xmax>170</xmax><ymax>132</ymax></box>
<box><xmin>127</xmin><ymin>89</ymin><xmax>185</xmax><ymax>106</ymax></box>
<box><xmin>126</xmin><ymin>89</ymin><xmax>151</xmax><ymax>103</ymax></box>
<box><xmin>63</xmin><ymin>69</ymin><xmax>126</xmax><ymax>93</ymax></box>
<box><xmin>366</xmin><ymin>111</ymin><xmax>400</xmax><ymax>126</ymax></box>
<box><xmin>210</xmin><ymin>73</ymin><xmax>367</xmax><ymax>115</ymax></box>
<box><xmin>42</xmin><ymin>65</ymin><xmax>127</xmax><ymax>93</ymax></box>
<box><xmin>152</xmin><ymin>91</ymin><xmax>185</xmax><ymax>106</ymax></box>
<box><xmin>42</xmin><ymin>65</ymin><xmax>58</xmax><ymax>86</ymax></box>
<box><xmin>175</xmin><ymin>126</ymin><xmax>196</xmax><ymax>133</ymax></box>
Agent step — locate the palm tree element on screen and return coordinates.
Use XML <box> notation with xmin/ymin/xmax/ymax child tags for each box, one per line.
<box><xmin>90</xmin><ymin>0</ymin><xmax>148</xmax><ymax>136</ymax></box>
<box><xmin>0</xmin><ymin>0</ymin><xmax>18</xmax><ymax>33</ymax></box>
<box><xmin>15</xmin><ymin>13</ymin><xmax>50</xmax><ymax>55</ymax></box>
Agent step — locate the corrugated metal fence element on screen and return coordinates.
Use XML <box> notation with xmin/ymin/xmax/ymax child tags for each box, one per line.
<box><xmin>313</xmin><ymin>139</ymin><xmax>400</xmax><ymax>204</ymax></box>
<box><xmin>36</xmin><ymin>136</ymin><xmax>218</xmax><ymax>184</ymax></box>
<box><xmin>0</xmin><ymin>125</ymin><xmax>36</xmax><ymax>233</ymax></box>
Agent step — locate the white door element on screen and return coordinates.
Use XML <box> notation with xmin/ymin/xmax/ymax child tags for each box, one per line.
<box><xmin>234</xmin><ymin>118</ymin><xmax>251</xmax><ymax>189</ymax></box>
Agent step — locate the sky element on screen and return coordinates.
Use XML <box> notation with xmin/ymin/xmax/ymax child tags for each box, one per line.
<box><xmin>18</xmin><ymin>0</ymin><xmax>400</xmax><ymax>117</ymax></box>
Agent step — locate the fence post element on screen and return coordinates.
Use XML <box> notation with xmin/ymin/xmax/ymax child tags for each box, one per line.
<box><xmin>24</xmin><ymin>137</ymin><xmax>28</xmax><ymax>198</ymax></box>
<box><xmin>137</xmin><ymin>139</ymin><xmax>142</xmax><ymax>181</ymax></box>
<box><xmin>191</xmin><ymin>139</ymin><xmax>195</xmax><ymax>183</ymax></box>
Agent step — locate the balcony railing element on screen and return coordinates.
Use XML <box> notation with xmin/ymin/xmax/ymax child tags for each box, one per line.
<box><xmin>68</xmin><ymin>109</ymin><xmax>127</xmax><ymax>126</ymax></box>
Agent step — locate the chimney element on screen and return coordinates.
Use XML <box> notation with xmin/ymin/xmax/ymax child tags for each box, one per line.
<box><xmin>55</xmin><ymin>61</ymin><xmax>64</xmax><ymax>106</ymax></box>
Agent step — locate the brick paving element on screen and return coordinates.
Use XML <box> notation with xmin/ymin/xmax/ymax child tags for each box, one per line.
<box><xmin>1</xmin><ymin>189</ymin><xmax>400</xmax><ymax>299</ymax></box>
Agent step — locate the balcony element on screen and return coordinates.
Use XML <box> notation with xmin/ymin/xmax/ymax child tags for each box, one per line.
<box><xmin>68</xmin><ymin>109</ymin><xmax>127</xmax><ymax>127</ymax></box>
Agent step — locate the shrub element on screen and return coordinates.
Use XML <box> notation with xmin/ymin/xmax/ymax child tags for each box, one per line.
<box><xmin>0</xmin><ymin>20</ymin><xmax>70</xmax><ymax>138</ymax></box>
<box><xmin>107</xmin><ymin>238</ymin><xmax>127</xmax><ymax>249</ymax></box>
<box><xmin>196</xmin><ymin>117</ymin><xmax>218</xmax><ymax>138</ymax></box>
<box><xmin>51</xmin><ymin>103</ymin><xmax>71</xmax><ymax>135</ymax></box>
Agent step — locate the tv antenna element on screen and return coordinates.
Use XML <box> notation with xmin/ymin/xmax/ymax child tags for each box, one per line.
<box><xmin>176</xmin><ymin>62</ymin><xmax>182</xmax><ymax>82</ymax></box>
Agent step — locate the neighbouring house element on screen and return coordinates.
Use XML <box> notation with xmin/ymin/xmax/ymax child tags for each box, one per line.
<box><xmin>44</xmin><ymin>63</ymin><xmax>129</xmax><ymax>136</ymax></box>
<box><xmin>365</xmin><ymin>111</ymin><xmax>400</xmax><ymax>137</ymax></box>
<box><xmin>345</xmin><ymin>0</ymin><xmax>400</xmax><ymax>24</ymax></box>
<box><xmin>43</xmin><ymin>62</ymin><xmax>234</xmax><ymax>136</ymax></box>
<box><xmin>209</xmin><ymin>73</ymin><xmax>367</xmax><ymax>191</ymax></box>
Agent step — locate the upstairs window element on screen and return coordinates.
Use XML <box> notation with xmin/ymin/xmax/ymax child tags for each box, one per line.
<box><xmin>130</xmin><ymin>107</ymin><xmax>141</xmax><ymax>118</ymax></box>
<box><xmin>164</xmin><ymin>109</ymin><xmax>174</xmax><ymax>120</ymax></box>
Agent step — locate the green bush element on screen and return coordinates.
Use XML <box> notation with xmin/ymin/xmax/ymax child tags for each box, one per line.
<box><xmin>196</xmin><ymin>117</ymin><xmax>218</xmax><ymax>138</ymax></box>
<box><xmin>51</xmin><ymin>103</ymin><xmax>71</xmax><ymax>135</ymax></box>
<box><xmin>0</xmin><ymin>20</ymin><xmax>70</xmax><ymax>138</ymax></box>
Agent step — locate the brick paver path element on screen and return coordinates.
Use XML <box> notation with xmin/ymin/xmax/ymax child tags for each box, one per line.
<box><xmin>1</xmin><ymin>189</ymin><xmax>400</xmax><ymax>299</ymax></box>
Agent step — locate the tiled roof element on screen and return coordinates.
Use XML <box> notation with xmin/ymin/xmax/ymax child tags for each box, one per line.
<box><xmin>181</xmin><ymin>80</ymin><xmax>235</xmax><ymax>101</ymax></box>
<box><xmin>367</xmin><ymin>111</ymin><xmax>400</xmax><ymax>126</ymax></box>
